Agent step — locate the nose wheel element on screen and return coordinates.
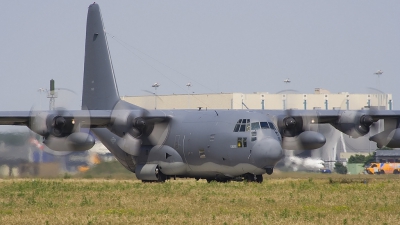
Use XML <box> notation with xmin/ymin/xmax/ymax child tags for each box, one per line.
<box><xmin>266</xmin><ymin>168</ymin><xmax>273</xmax><ymax>175</ymax></box>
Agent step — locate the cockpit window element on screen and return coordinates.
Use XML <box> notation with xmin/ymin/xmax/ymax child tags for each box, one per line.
<box><xmin>251</xmin><ymin>122</ymin><xmax>260</xmax><ymax>130</ymax></box>
<box><xmin>260</xmin><ymin>122</ymin><xmax>270</xmax><ymax>129</ymax></box>
<box><xmin>233</xmin><ymin>119</ymin><xmax>250</xmax><ymax>132</ymax></box>
<box><xmin>252</xmin><ymin>122</ymin><xmax>278</xmax><ymax>131</ymax></box>
<box><xmin>268</xmin><ymin>122</ymin><xmax>277</xmax><ymax>130</ymax></box>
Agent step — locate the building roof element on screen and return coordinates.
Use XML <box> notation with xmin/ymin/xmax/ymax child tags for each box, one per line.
<box><xmin>376</xmin><ymin>150</ymin><xmax>400</xmax><ymax>157</ymax></box>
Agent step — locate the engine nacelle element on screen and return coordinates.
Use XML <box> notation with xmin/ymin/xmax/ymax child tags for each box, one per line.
<box><xmin>29</xmin><ymin>111</ymin><xmax>75</xmax><ymax>138</ymax></box>
<box><xmin>43</xmin><ymin>132</ymin><xmax>95</xmax><ymax>151</ymax></box>
<box><xmin>370</xmin><ymin>128</ymin><xmax>400</xmax><ymax>148</ymax></box>
<box><xmin>108</xmin><ymin>109</ymin><xmax>153</xmax><ymax>138</ymax></box>
<box><xmin>277</xmin><ymin>115</ymin><xmax>304</xmax><ymax>137</ymax></box>
<box><xmin>29</xmin><ymin>111</ymin><xmax>50</xmax><ymax>136</ymax></box>
<box><xmin>282</xmin><ymin>131</ymin><xmax>326</xmax><ymax>150</ymax></box>
<box><xmin>331</xmin><ymin>111</ymin><xmax>373</xmax><ymax>138</ymax></box>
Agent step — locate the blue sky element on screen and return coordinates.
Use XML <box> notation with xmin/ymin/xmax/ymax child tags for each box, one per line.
<box><xmin>1</xmin><ymin>1</ymin><xmax>399</xmax><ymax>110</ymax></box>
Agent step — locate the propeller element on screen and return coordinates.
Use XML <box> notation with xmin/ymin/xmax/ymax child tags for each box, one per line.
<box><xmin>110</xmin><ymin>101</ymin><xmax>169</xmax><ymax>156</ymax></box>
<box><xmin>274</xmin><ymin>89</ymin><xmax>321</xmax><ymax>135</ymax></box>
<box><xmin>275</xmin><ymin>89</ymin><xmax>303</xmax><ymax>137</ymax></box>
<box><xmin>364</xmin><ymin>87</ymin><xmax>391</xmax><ymax>148</ymax></box>
<box><xmin>29</xmin><ymin>89</ymin><xmax>94</xmax><ymax>153</ymax></box>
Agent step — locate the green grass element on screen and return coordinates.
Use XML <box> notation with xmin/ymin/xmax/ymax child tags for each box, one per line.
<box><xmin>0</xmin><ymin>175</ymin><xmax>400</xmax><ymax>224</ymax></box>
<box><xmin>72</xmin><ymin>161</ymin><xmax>137</xmax><ymax>179</ymax></box>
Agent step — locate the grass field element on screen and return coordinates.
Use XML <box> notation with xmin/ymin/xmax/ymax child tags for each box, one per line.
<box><xmin>1</xmin><ymin>172</ymin><xmax>400</xmax><ymax>224</ymax></box>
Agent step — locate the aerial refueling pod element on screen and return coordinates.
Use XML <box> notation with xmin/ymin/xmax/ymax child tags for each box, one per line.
<box><xmin>370</xmin><ymin>128</ymin><xmax>400</xmax><ymax>148</ymax></box>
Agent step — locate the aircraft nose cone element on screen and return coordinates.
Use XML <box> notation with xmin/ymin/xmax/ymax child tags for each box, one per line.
<box><xmin>251</xmin><ymin>137</ymin><xmax>284</xmax><ymax>167</ymax></box>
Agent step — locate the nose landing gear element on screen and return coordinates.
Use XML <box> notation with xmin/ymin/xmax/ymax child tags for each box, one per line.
<box><xmin>266</xmin><ymin>168</ymin><xmax>273</xmax><ymax>175</ymax></box>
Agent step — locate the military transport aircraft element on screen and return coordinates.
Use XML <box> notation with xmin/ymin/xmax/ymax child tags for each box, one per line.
<box><xmin>0</xmin><ymin>3</ymin><xmax>399</xmax><ymax>183</ymax></box>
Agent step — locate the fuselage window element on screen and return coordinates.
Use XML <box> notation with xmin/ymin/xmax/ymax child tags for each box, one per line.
<box><xmin>199</xmin><ymin>148</ymin><xmax>206</xmax><ymax>158</ymax></box>
<box><xmin>237</xmin><ymin>137</ymin><xmax>247</xmax><ymax>148</ymax></box>
<box><xmin>237</xmin><ymin>137</ymin><xmax>243</xmax><ymax>148</ymax></box>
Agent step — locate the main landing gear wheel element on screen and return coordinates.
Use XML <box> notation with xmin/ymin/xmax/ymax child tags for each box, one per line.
<box><xmin>256</xmin><ymin>175</ymin><xmax>263</xmax><ymax>183</ymax></box>
<box><xmin>155</xmin><ymin>166</ymin><xmax>167</xmax><ymax>182</ymax></box>
<box><xmin>244</xmin><ymin>173</ymin><xmax>255</xmax><ymax>182</ymax></box>
<box><xmin>266</xmin><ymin>168</ymin><xmax>273</xmax><ymax>175</ymax></box>
<box><xmin>243</xmin><ymin>174</ymin><xmax>263</xmax><ymax>183</ymax></box>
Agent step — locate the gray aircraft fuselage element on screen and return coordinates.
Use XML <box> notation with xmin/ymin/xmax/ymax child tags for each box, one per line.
<box><xmin>92</xmin><ymin>109</ymin><xmax>283</xmax><ymax>180</ymax></box>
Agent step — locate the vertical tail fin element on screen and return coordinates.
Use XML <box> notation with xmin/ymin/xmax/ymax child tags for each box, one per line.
<box><xmin>82</xmin><ymin>3</ymin><xmax>119</xmax><ymax>110</ymax></box>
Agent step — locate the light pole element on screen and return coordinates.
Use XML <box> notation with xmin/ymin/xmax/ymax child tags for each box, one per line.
<box><xmin>152</xmin><ymin>83</ymin><xmax>160</xmax><ymax>109</ymax></box>
<box><xmin>186</xmin><ymin>82</ymin><xmax>192</xmax><ymax>109</ymax></box>
<box><xmin>374</xmin><ymin>70</ymin><xmax>383</xmax><ymax>109</ymax></box>
<box><xmin>283</xmin><ymin>78</ymin><xmax>290</xmax><ymax>109</ymax></box>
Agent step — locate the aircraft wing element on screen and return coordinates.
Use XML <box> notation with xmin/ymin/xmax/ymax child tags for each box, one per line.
<box><xmin>264</xmin><ymin>109</ymin><xmax>400</xmax><ymax>123</ymax></box>
<box><xmin>0</xmin><ymin>110</ymin><xmax>111</xmax><ymax>127</ymax></box>
<box><xmin>0</xmin><ymin>111</ymin><xmax>35</xmax><ymax>125</ymax></box>
<box><xmin>0</xmin><ymin>110</ymin><xmax>169</xmax><ymax>128</ymax></box>
<box><xmin>263</xmin><ymin>109</ymin><xmax>400</xmax><ymax>146</ymax></box>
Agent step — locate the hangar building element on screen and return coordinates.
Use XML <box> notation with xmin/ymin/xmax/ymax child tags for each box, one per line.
<box><xmin>122</xmin><ymin>88</ymin><xmax>392</xmax><ymax>111</ymax></box>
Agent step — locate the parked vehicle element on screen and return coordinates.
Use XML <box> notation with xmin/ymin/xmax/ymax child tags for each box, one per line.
<box><xmin>365</xmin><ymin>163</ymin><xmax>400</xmax><ymax>174</ymax></box>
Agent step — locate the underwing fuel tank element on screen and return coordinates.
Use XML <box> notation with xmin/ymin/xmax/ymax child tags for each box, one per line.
<box><xmin>370</xmin><ymin>128</ymin><xmax>400</xmax><ymax>148</ymax></box>
<box><xmin>282</xmin><ymin>131</ymin><xmax>326</xmax><ymax>150</ymax></box>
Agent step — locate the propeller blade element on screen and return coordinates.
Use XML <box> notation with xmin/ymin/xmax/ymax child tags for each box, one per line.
<box><xmin>117</xmin><ymin>134</ymin><xmax>142</xmax><ymax>156</ymax></box>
